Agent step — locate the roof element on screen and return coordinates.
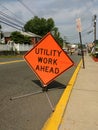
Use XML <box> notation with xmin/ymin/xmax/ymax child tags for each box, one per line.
<box><xmin>20</xmin><ymin>31</ymin><xmax>42</xmax><ymax>38</ymax></box>
<box><xmin>3</xmin><ymin>31</ymin><xmax>42</xmax><ymax>38</ymax></box>
<box><xmin>3</xmin><ymin>32</ymin><xmax>11</xmax><ymax>37</ymax></box>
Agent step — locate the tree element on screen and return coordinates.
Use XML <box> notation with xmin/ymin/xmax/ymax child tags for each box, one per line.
<box><xmin>52</xmin><ymin>27</ymin><xmax>63</xmax><ymax>47</ymax></box>
<box><xmin>24</xmin><ymin>16</ymin><xmax>55</xmax><ymax>37</ymax></box>
<box><xmin>0</xmin><ymin>25</ymin><xmax>4</xmax><ymax>43</ymax></box>
<box><xmin>24</xmin><ymin>16</ymin><xmax>63</xmax><ymax>47</ymax></box>
<box><xmin>11</xmin><ymin>31</ymin><xmax>31</xmax><ymax>44</ymax></box>
<box><xmin>0</xmin><ymin>25</ymin><xmax>1</xmax><ymax>30</ymax></box>
<box><xmin>0</xmin><ymin>25</ymin><xmax>1</xmax><ymax>43</ymax></box>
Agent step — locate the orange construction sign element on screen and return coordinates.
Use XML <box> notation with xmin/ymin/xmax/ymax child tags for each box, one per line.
<box><xmin>24</xmin><ymin>32</ymin><xmax>74</xmax><ymax>85</ymax></box>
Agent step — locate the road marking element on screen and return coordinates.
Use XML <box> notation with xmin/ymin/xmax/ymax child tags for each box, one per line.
<box><xmin>42</xmin><ymin>60</ymin><xmax>82</xmax><ymax>130</ymax></box>
<box><xmin>0</xmin><ymin>60</ymin><xmax>24</xmax><ymax>65</ymax></box>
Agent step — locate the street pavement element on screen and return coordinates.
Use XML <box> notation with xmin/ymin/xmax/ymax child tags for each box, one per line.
<box><xmin>0</xmin><ymin>55</ymin><xmax>80</xmax><ymax>130</ymax></box>
<box><xmin>59</xmin><ymin>54</ymin><xmax>98</xmax><ymax>130</ymax></box>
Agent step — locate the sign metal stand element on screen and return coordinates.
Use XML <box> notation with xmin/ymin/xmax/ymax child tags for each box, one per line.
<box><xmin>10</xmin><ymin>84</ymin><xmax>54</xmax><ymax>112</ymax></box>
<box><xmin>10</xmin><ymin>32</ymin><xmax>74</xmax><ymax>112</ymax></box>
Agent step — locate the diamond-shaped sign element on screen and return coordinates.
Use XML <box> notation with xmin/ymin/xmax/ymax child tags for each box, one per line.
<box><xmin>24</xmin><ymin>32</ymin><xmax>74</xmax><ymax>85</ymax></box>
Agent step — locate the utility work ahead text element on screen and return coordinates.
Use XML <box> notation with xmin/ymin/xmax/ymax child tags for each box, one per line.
<box><xmin>35</xmin><ymin>47</ymin><xmax>62</xmax><ymax>74</ymax></box>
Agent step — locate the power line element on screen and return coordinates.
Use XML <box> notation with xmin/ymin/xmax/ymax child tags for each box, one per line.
<box><xmin>0</xmin><ymin>10</ymin><xmax>23</xmax><ymax>30</ymax></box>
<box><xmin>0</xmin><ymin>1</ymin><xmax>36</xmax><ymax>31</ymax></box>
<box><xmin>0</xmin><ymin>11</ymin><xmax>24</xmax><ymax>27</ymax></box>
<box><xmin>0</xmin><ymin>19</ymin><xmax>22</xmax><ymax>30</ymax></box>
<box><xmin>65</xmin><ymin>22</ymin><xmax>94</xmax><ymax>43</ymax></box>
<box><xmin>0</xmin><ymin>15</ymin><xmax>23</xmax><ymax>28</ymax></box>
<box><xmin>0</xmin><ymin>4</ymin><xmax>26</xmax><ymax>25</ymax></box>
<box><xmin>17</xmin><ymin>0</ymin><xmax>36</xmax><ymax>16</ymax></box>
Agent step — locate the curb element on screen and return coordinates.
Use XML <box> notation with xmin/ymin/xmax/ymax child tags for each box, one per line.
<box><xmin>42</xmin><ymin>60</ymin><xmax>82</xmax><ymax>130</ymax></box>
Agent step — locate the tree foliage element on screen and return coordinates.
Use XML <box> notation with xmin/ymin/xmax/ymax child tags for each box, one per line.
<box><xmin>0</xmin><ymin>25</ymin><xmax>2</xmax><ymax>30</ymax></box>
<box><xmin>52</xmin><ymin>27</ymin><xmax>63</xmax><ymax>47</ymax></box>
<box><xmin>0</xmin><ymin>25</ymin><xmax>4</xmax><ymax>40</ymax></box>
<box><xmin>24</xmin><ymin>16</ymin><xmax>63</xmax><ymax>47</ymax></box>
<box><xmin>11</xmin><ymin>31</ymin><xmax>31</xmax><ymax>44</ymax></box>
<box><xmin>24</xmin><ymin>16</ymin><xmax>55</xmax><ymax>37</ymax></box>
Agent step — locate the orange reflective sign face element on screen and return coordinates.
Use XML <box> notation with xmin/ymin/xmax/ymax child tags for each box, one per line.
<box><xmin>24</xmin><ymin>32</ymin><xmax>74</xmax><ymax>85</ymax></box>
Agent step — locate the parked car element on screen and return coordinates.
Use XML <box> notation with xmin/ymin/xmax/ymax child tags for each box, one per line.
<box><xmin>78</xmin><ymin>49</ymin><xmax>82</xmax><ymax>55</ymax></box>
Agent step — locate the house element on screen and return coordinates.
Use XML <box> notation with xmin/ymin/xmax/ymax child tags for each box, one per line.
<box><xmin>3</xmin><ymin>31</ymin><xmax>42</xmax><ymax>45</ymax></box>
<box><xmin>3</xmin><ymin>32</ymin><xmax>11</xmax><ymax>44</ymax></box>
<box><xmin>20</xmin><ymin>31</ymin><xmax>42</xmax><ymax>45</ymax></box>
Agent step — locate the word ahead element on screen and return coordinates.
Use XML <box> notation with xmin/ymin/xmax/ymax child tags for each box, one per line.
<box><xmin>24</xmin><ymin>32</ymin><xmax>74</xmax><ymax>86</ymax></box>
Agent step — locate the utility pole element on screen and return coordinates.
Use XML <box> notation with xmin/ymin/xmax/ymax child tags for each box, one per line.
<box><xmin>0</xmin><ymin>24</ymin><xmax>1</xmax><ymax>43</ymax></box>
<box><xmin>93</xmin><ymin>14</ymin><xmax>97</xmax><ymax>44</ymax></box>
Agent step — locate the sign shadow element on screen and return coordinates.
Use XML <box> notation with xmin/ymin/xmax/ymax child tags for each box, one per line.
<box><xmin>32</xmin><ymin>80</ymin><xmax>66</xmax><ymax>90</ymax></box>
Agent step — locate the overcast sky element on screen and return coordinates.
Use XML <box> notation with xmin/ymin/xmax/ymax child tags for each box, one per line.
<box><xmin>0</xmin><ymin>0</ymin><xmax>98</xmax><ymax>44</ymax></box>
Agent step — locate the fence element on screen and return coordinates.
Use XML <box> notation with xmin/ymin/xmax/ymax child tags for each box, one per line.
<box><xmin>0</xmin><ymin>43</ymin><xmax>33</xmax><ymax>54</ymax></box>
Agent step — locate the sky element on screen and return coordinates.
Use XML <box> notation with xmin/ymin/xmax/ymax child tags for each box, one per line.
<box><xmin>0</xmin><ymin>0</ymin><xmax>98</xmax><ymax>44</ymax></box>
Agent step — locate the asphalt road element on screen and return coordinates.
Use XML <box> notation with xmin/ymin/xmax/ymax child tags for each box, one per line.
<box><xmin>0</xmin><ymin>55</ymin><xmax>81</xmax><ymax>130</ymax></box>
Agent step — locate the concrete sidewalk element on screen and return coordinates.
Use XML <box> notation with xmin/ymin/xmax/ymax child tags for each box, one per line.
<box><xmin>59</xmin><ymin>55</ymin><xmax>98</xmax><ymax>130</ymax></box>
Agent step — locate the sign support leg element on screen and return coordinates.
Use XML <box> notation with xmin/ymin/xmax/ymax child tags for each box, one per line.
<box><xmin>42</xmin><ymin>85</ymin><xmax>54</xmax><ymax>112</ymax></box>
<box><xmin>45</xmin><ymin>92</ymin><xmax>54</xmax><ymax>112</ymax></box>
<box><xmin>10</xmin><ymin>83</ymin><xmax>54</xmax><ymax>112</ymax></box>
<box><xmin>10</xmin><ymin>90</ymin><xmax>43</xmax><ymax>100</ymax></box>
<box><xmin>41</xmin><ymin>84</ymin><xmax>54</xmax><ymax>112</ymax></box>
